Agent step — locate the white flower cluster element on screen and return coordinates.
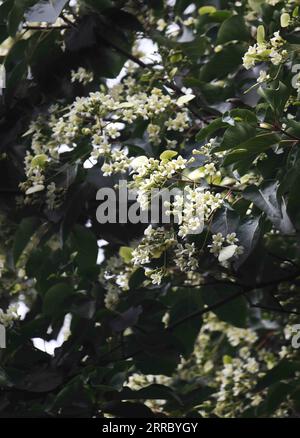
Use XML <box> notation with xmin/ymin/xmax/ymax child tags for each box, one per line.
<box><xmin>99</xmin><ymin>256</ymin><xmax>131</xmax><ymax>310</ymax></box>
<box><xmin>243</xmin><ymin>31</ymin><xmax>288</xmax><ymax>70</ymax></box>
<box><xmin>131</xmin><ymin>225</ymin><xmax>176</xmax><ymax>266</ymax></box>
<box><xmin>146</xmin><ymin>123</ymin><xmax>161</xmax><ymax>144</ymax></box>
<box><xmin>226</xmin><ymin>325</ymin><xmax>258</xmax><ymax>347</ymax></box>
<box><xmin>176</xmin><ymin>313</ymin><xmax>287</xmax><ymax>417</ymax></box>
<box><xmin>0</xmin><ymin>304</ymin><xmax>19</xmax><ymax>328</ymax></box>
<box><xmin>130</xmin><ymin>155</ymin><xmax>187</xmax><ymax>209</ymax></box>
<box><xmin>21</xmin><ymin>83</ymin><xmax>191</xmax><ymax>202</ymax></box>
<box><xmin>101</xmin><ymin>149</ymin><xmax>130</xmax><ymax>176</ymax></box>
<box><xmin>165</xmin><ymin>111</ymin><xmax>189</xmax><ymax>132</ymax></box>
<box><xmin>20</xmin><ymin>108</ymin><xmax>59</xmax><ymax>199</ymax></box>
<box><xmin>215</xmin><ymin>354</ymin><xmax>262</xmax><ymax>409</ymax></box>
<box><xmin>257</xmin><ymin>70</ymin><xmax>270</xmax><ymax>84</ymax></box>
<box><xmin>46</xmin><ymin>182</ymin><xmax>65</xmax><ymax>210</ymax></box>
<box><xmin>127</xmin><ymin>372</ymin><xmax>170</xmax><ymax>411</ymax></box>
<box><xmin>208</xmin><ymin>232</ymin><xmax>244</xmax><ymax>265</ymax></box>
<box><xmin>165</xmin><ymin>186</ymin><xmax>222</xmax><ymax>238</ymax></box>
<box><xmin>174</xmin><ymin>242</ymin><xmax>198</xmax><ymax>272</ymax></box>
<box><xmin>145</xmin><ymin>267</ymin><xmax>165</xmax><ymax>285</ymax></box>
<box><xmin>71</xmin><ymin>67</ymin><xmax>94</xmax><ymax>85</ymax></box>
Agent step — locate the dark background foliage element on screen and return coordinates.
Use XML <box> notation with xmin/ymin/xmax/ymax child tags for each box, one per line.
<box><xmin>0</xmin><ymin>0</ymin><xmax>300</xmax><ymax>418</ymax></box>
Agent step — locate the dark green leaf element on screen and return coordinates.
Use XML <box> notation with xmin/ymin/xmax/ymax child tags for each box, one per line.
<box><xmin>169</xmin><ymin>288</ymin><xmax>203</xmax><ymax>357</ymax></box>
<box><xmin>201</xmin><ymin>285</ymin><xmax>248</xmax><ymax>328</ymax></box>
<box><xmin>217</xmin><ymin>15</ymin><xmax>250</xmax><ymax>44</ymax></box>
<box><xmin>13</xmin><ymin>217</ymin><xmax>40</xmax><ymax>264</ymax></box>
<box><xmin>43</xmin><ymin>282</ymin><xmax>73</xmax><ymax>316</ymax></box>
<box><xmin>243</xmin><ymin>182</ymin><xmax>295</xmax><ymax>235</ymax></box>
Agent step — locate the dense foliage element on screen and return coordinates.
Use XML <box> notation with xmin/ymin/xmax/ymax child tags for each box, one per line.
<box><xmin>1</xmin><ymin>0</ymin><xmax>300</xmax><ymax>418</ymax></box>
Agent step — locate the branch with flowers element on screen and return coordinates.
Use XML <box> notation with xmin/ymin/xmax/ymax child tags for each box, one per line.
<box><xmin>1</xmin><ymin>0</ymin><xmax>300</xmax><ymax>419</ymax></box>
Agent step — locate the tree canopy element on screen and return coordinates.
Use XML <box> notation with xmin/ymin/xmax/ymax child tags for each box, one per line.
<box><xmin>1</xmin><ymin>0</ymin><xmax>300</xmax><ymax>418</ymax></box>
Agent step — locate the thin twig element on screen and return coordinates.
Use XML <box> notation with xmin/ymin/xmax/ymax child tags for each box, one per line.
<box><xmin>248</xmin><ymin>301</ymin><xmax>300</xmax><ymax>316</ymax></box>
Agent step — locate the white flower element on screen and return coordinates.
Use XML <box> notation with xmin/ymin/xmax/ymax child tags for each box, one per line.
<box><xmin>174</xmin><ymin>242</ymin><xmax>198</xmax><ymax>272</ymax></box>
<box><xmin>226</xmin><ymin>232</ymin><xmax>238</xmax><ymax>244</ymax></box>
<box><xmin>165</xmin><ymin>112</ymin><xmax>189</xmax><ymax>132</ymax></box>
<box><xmin>166</xmin><ymin>187</ymin><xmax>222</xmax><ymax>238</ymax></box>
<box><xmin>0</xmin><ymin>304</ymin><xmax>19</xmax><ymax>328</ymax></box>
<box><xmin>270</xmin><ymin>31</ymin><xmax>285</xmax><ymax>48</ymax></box>
<box><xmin>71</xmin><ymin>67</ymin><xmax>93</xmax><ymax>85</ymax></box>
<box><xmin>106</xmin><ymin>123</ymin><xmax>121</xmax><ymax>139</ymax></box>
<box><xmin>203</xmin><ymin>162</ymin><xmax>218</xmax><ymax>177</ymax></box>
<box><xmin>244</xmin><ymin>358</ymin><xmax>259</xmax><ymax>374</ymax></box>
<box><xmin>257</xmin><ymin>70</ymin><xmax>270</xmax><ymax>83</ymax></box>
<box><xmin>183</xmin><ymin>17</ymin><xmax>196</xmax><ymax>26</ymax></box>
<box><xmin>270</xmin><ymin>50</ymin><xmax>283</xmax><ymax>65</ymax></box>
<box><xmin>146</xmin><ymin>268</ymin><xmax>164</xmax><ymax>285</ymax></box>
<box><xmin>147</xmin><ymin>124</ymin><xmax>161</xmax><ymax>144</ymax></box>
<box><xmin>157</xmin><ymin>18</ymin><xmax>167</xmax><ymax>32</ymax></box>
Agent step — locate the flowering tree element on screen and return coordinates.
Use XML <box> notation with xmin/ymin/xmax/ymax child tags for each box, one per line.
<box><xmin>1</xmin><ymin>0</ymin><xmax>300</xmax><ymax>418</ymax></box>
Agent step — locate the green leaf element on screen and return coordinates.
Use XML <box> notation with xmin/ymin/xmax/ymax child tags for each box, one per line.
<box><xmin>258</xmin><ymin>82</ymin><xmax>290</xmax><ymax>116</ymax></box>
<box><xmin>217</xmin><ymin>15</ymin><xmax>250</xmax><ymax>44</ymax></box>
<box><xmin>219</xmin><ymin>122</ymin><xmax>256</xmax><ymax>151</ymax></box>
<box><xmin>211</xmin><ymin>207</ymin><xmax>240</xmax><ymax>236</ymax></box>
<box><xmin>196</xmin><ymin>118</ymin><xmax>228</xmax><ymax>141</ymax></box>
<box><xmin>258</xmin><ymin>382</ymin><xmax>293</xmax><ymax>415</ymax></box>
<box><xmin>174</xmin><ymin>0</ymin><xmax>191</xmax><ymax>15</ymax></box>
<box><xmin>179</xmin><ymin>36</ymin><xmax>209</xmax><ymax>60</ymax></box>
<box><xmin>71</xmin><ymin>224</ymin><xmax>98</xmax><ymax>272</ymax></box>
<box><xmin>256</xmin><ymin>25</ymin><xmax>265</xmax><ymax>44</ymax></box>
<box><xmin>223</xmin><ymin>132</ymin><xmax>279</xmax><ymax>165</ymax></box>
<box><xmin>119</xmin><ymin>246</ymin><xmax>133</xmax><ymax>263</ymax></box>
<box><xmin>201</xmin><ymin>285</ymin><xmax>248</xmax><ymax>328</ymax></box>
<box><xmin>43</xmin><ymin>282</ymin><xmax>73</xmax><ymax>316</ymax></box>
<box><xmin>62</xmin><ymin>182</ymin><xmax>93</xmax><ymax>240</ymax></box>
<box><xmin>169</xmin><ymin>288</ymin><xmax>203</xmax><ymax>357</ymax></box>
<box><xmin>160</xmin><ymin>150</ymin><xmax>178</xmax><ymax>162</ymax></box>
<box><xmin>25</xmin><ymin>0</ymin><xmax>69</xmax><ymax>24</ymax></box>
<box><xmin>13</xmin><ymin>217</ymin><xmax>41</xmax><ymax>264</ymax></box>
<box><xmin>4</xmin><ymin>59</ymin><xmax>27</xmax><ymax>102</ymax></box>
<box><xmin>235</xmin><ymin>216</ymin><xmax>261</xmax><ymax>268</ymax></box>
<box><xmin>110</xmin><ymin>306</ymin><xmax>142</xmax><ymax>332</ymax></box>
<box><xmin>129</xmin><ymin>267</ymin><xmax>147</xmax><ymax>290</ymax></box>
<box><xmin>118</xmin><ymin>384</ymin><xmax>180</xmax><ymax>402</ymax></box>
<box><xmin>103</xmin><ymin>401</ymin><xmax>155</xmax><ymax>418</ymax></box>
<box><xmin>81</xmin><ymin>0</ymin><xmax>112</xmax><ymax>13</ymax></box>
<box><xmin>135</xmin><ymin>331</ymin><xmax>181</xmax><ymax>375</ymax></box>
<box><xmin>256</xmin><ymin>360</ymin><xmax>300</xmax><ymax>391</ymax></box>
<box><xmin>280</xmin><ymin>13</ymin><xmax>290</xmax><ymax>28</ymax></box>
<box><xmin>7</xmin><ymin>2</ymin><xmax>24</xmax><ymax>36</ymax></box>
<box><xmin>229</xmin><ymin>109</ymin><xmax>257</xmax><ymax>125</ymax></box>
<box><xmin>223</xmin><ymin>148</ymin><xmax>250</xmax><ymax>166</ymax></box>
<box><xmin>233</xmin><ymin>132</ymin><xmax>279</xmax><ymax>152</ymax></box>
<box><xmin>199</xmin><ymin>44</ymin><xmax>245</xmax><ymax>81</ymax></box>
<box><xmin>15</xmin><ymin>369</ymin><xmax>63</xmax><ymax>393</ymax></box>
<box><xmin>198</xmin><ymin>6</ymin><xmax>217</xmax><ymax>15</ymax></box>
<box><xmin>243</xmin><ymin>182</ymin><xmax>295</xmax><ymax>235</ymax></box>
<box><xmin>248</xmin><ymin>0</ymin><xmax>264</xmax><ymax>12</ymax></box>
<box><xmin>0</xmin><ymin>0</ymin><xmax>13</xmax><ymax>42</ymax></box>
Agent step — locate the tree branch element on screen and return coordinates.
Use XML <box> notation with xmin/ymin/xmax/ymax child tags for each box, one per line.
<box><xmin>98</xmin><ymin>270</ymin><xmax>300</xmax><ymax>363</ymax></box>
